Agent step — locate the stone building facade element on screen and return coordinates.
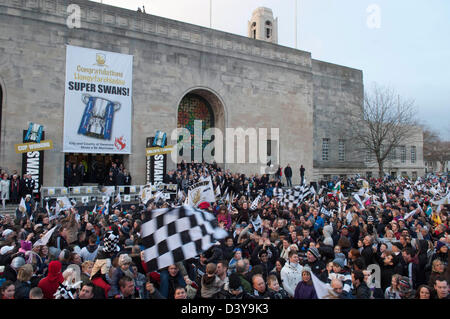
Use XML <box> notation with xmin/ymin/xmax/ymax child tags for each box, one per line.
<box><xmin>0</xmin><ymin>0</ymin><xmax>424</xmax><ymax>189</ymax></box>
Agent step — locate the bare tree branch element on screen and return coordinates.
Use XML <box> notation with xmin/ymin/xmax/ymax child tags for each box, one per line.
<box><xmin>350</xmin><ymin>83</ymin><xmax>418</xmax><ymax>177</ymax></box>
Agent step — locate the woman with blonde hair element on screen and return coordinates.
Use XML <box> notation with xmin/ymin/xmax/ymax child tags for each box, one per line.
<box><xmin>384</xmin><ymin>273</ymin><xmax>402</xmax><ymax>299</ymax></box>
<box><xmin>428</xmin><ymin>259</ymin><xmax>445</xmax><ymax>286</ymax></box>
<box><xmin>14</xmin><ymin>264</ymin><xmax>34</xmax><ymax>299</ymax></box>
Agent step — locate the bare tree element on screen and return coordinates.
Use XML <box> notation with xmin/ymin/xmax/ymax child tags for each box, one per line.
<box><xmin>352</xmin><ymin>84</ymin><xmax>418</xmax><ymax>177</ymax></box>
<box><xmin>423</xmin><ymin>127</ymin><xmax>450</xmax><ymax>173</ymax></box>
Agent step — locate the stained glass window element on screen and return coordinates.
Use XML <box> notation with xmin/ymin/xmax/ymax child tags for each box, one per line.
<box><xmin>177</xmin><ymin>94</ymin><xmax>215</xmax><ymax>161</ymax></box>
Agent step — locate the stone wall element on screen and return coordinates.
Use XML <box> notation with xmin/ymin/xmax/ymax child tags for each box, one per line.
<box><xmin>0</xmin><ymin>0</ymin><xmax>314</xmax><ymax>185</ymax></box>
<box><xmin>311</xmin><ymin>59</ymin><xmax>365</xmax><ymax>179</ymax></box>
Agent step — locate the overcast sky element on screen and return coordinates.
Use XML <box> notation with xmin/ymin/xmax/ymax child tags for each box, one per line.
<box><xmin>91</xmin><ymin>0</ymin><xmax>450</xmax><ymax>139</ymax></box>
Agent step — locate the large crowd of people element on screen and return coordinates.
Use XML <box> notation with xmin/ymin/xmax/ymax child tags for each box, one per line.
<box><xmin>0</xmin><ymin>160</ymin><xmax>448</xmax><ymax>300</ymax></box>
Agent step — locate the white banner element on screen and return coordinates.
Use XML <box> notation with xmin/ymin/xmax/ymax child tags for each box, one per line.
<box><xmin>187</xmin><ymin>177</ymin><xmax>216</xmax><ymax>207</ymax></box>
<box><xmin>63</xmin><ymin>45</ymin><xmax>133</xmax><ymax>154</ymax></box>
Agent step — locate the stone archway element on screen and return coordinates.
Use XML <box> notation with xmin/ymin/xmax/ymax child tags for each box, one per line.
<box><xmin>176</xmin><ymin>88</ymin><xmax>226</xmax><ymax>164</ymax></box>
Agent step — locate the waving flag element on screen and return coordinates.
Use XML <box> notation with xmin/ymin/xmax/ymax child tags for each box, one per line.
<box><xmin>141</xmin><ymin>205</ymin><xmax>228</xmax><ymax>271</ymax></box>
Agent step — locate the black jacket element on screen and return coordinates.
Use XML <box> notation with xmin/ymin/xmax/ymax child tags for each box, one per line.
<box><xmin>361</xmin><ymin>245</ymin><xmax>375</xmax><ymax>266</ymax></box>
<box><xmin>352</xmin><ymin>282</ymin><xmax>371</xmax><ymax>299</ymax></box>
<box><xmin>14</xmin><ymin>280</ymin><xmax>32</xmax><ymax>299</ymax></box>
<box><xmin>115</xmin><ymin>172</ymin><xmax>126</xmax><ymax>185</ymax></box>
<box><xmin>284</xmin><ymin>167</ymin><xmax>292</xmax><ymax>178</ymax></box>
<box><xmin>267</xmin><ymin>287</ymin><xmax>290</xmax><ymax>299</ymax></box>
<box><xmin>3</xmin><ymin>265</ymin><xmax>18</xmax><ymax>282</ymax></box>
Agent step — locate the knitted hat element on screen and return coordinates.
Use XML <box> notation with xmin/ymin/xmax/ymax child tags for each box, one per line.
<box><xmin>302</xmin><ymin>266</ymin><xmax>312</xmax><ymax>274</ymax></box>
<box><xmin>233</xmin><ymin>248</ymin><xmax>242</xmax><ymax>256</ymax></box>
<box><xmin>436</xmin><ymin>241</ymin><xmax>446</xmax><ymax>251</ymax></box>
<box><xmin>2</xmin><ymin>229</ymin><xmax>13</xmax><ymax>238</ymax></box>
<box><xmin>0</xmin><ymin>245</ymin><xmax>14</xmax><ymax>255</ymax></box>
<box><xmin>308</xmin><ymin>247</ymin><xmax>321</xmax><ymax>259</ymax></box>
<box><xmin>118</xmin><ymin>254</ymin><xmax>132</xmax><ymax>266</ymax></box>
<box><xmin>332</xmin><ymin>258</ymin><xmax>345</xmax><ymax>268</ymax></box>
<box><xmin>398</xmin><ymin>277</ymin><xmax>412</xmax><ymax>293</ymax></box>
<box><xmin>335</xmin><ymin>252</ymin><xmax>346</xmax><ymax>261</ymax></box>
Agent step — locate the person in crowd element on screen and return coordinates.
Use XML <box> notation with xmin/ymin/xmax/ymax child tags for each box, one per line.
<box><xmin>78</xmin><ymin>282</ymin><xmax>95</xmax><ymax>299</ymax></box>
<box><xmin>29</xmin><ymin>287</ymin><xmax>43</xmax><ymax>299</ymax></box>
<box><xmin>414</xmin><ymin>284</ymin><xmax>432</xmax><ymax>299</ymax></box>
<box><xmin>0</xmin><ymin>280</ymin><xmax>15</xmax><ymax>299</ymax></box>
<box><xmin>432</xmin><ymin>276</ymin><xmax>449</xmax><ymax>299</ymax></box>
<box><xmin>351</xmin><ymin>270</ymin><xmax>371</xmax><ymax>299</ymax></box>
<box><xmin>159</xmin><ymin>264</ymin><xmax>186</xmax><ymax>299</ymax></box>
<box><xmin>1</xmin><ymin>173</ymin><xmax>10</xmax><ymax>211</ymax></box>
<box><xmin>38</xmin><ymin>260</ymin><xmax>64</xmax><ymax>299</ymax></box>
<box><xmin>280</xmin><ymin>250</ymin><xmax>303</xmax><ymax>298</ymax></box>
<box><xmin>284</xmin><ymin>164</ymin><xmax>292</xmax><ymax>187</ymax></box>
<box><xmin>200</xmin><ymin>263</ymin><xmax>224</xmax><ymax>298</ymax></box>
<box><xmin>294</xmin><ymin>266</ymin><xmax>318</xmax><ymax>299</ymax></box>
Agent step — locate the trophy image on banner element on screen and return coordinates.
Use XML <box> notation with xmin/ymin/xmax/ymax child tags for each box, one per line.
<box><xmin>153</xmin><ymin>130</ymin><xmax>167</xmax><ymax>148</ymax></box>
<box><xmin>78</xmin><ymin>94</ymin><xmax>121</xmax><ymax>140</ymax></box>
<box><xmin>25</xmin><ymin>122</ymin><xmax>44</xmax><ymax>143</ymax></box>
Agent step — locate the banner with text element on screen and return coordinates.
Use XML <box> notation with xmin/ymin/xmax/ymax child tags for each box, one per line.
<box><xmin>146</xmin><ymin>137</ymin><xmax>167</xmax><ymax>186</ymax></box>
<box><xmin>63</xmin><ymin>45</ymin><xmax>133</xmax><ymax>154</ymax></box>
<box><xmin>22</xmin><ymin>130</ymin><xmax>44</xmax><ymax>200</ymax></box>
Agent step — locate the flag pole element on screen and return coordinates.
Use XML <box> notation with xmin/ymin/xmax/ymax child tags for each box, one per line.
<box><xmin>295</xmin><ymin>0</ymin><xmax>297</xmax><ymax>49</ymax></box>
<box><xmin>210</xmin><ymin>0</ymin><xmax>212</xmax><ymax>28</ymax></box>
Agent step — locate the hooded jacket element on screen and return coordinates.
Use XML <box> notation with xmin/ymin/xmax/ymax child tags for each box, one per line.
<box><xmin>38</xmin><ymin>261</ymin><xmax>64</xmax><ymax>299</ymax></box>
<box><xmin>280</xmin><ymin>261</ymin><xmax>303</xmax><ymax>297</ymax></box>
<box><xmin>201</xmin><ymin>275</ymin><xmax>224</xmax><ymax>298</ymax></box>
<box><xmin>322</xmin><ymin>225</ymin><xmax>334</xmax><ymax>247</ymax></box>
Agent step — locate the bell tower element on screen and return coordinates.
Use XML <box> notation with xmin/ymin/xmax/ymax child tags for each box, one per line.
<box><xmin>248</xmin><ymin>7</ymin><xmax>278</xmax><ymax>44</ymax></box>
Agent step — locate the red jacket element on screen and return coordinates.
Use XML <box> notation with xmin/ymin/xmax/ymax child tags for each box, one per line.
<box><xmin>91</xmin><ymin>277</ymin><xmax>111</xmax><ymax>298</ymax></box>
<box><xmin>38</xmin><ymin>261</ymin><xmax>64</xmax><ymax>299</ymax></box>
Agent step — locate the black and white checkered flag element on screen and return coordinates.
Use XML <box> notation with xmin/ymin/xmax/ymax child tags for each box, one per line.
<box><xmin>273</xmin><ymin>187</ymin><xmax>284</xmax><ymax>200</ymax></box>
<box><xmin>250</xmin><ymin>192</ymin><xmax>263</xmax><ymax>210</ymax></box>
<box><xmin>141</xmin><ymin>205</ymin><xmax>228</xmax><ymax>272</ymax></box>
<box><xmin>279</xmin><ymin>185</ymin><xmax>313</xmax><ymax>206</ymax></box>
<box><xmin>102</xmin><ymin>231</ymin><xmax>120</xmax><ymax>253</ymax></box>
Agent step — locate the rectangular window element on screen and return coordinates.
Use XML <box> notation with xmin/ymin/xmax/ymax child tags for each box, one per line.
<box><xmin>411</xmin><ymin>146</ymin><xmax>416</xmax><ymax>163</ymax></box>
<box><xmin>400</xmin><ymin>145</ymin><xmax>406</xmax><ymax>163</ymax></box>
<box><xmin>366</xmin><ymin>171</ymin><xmax>372</xmax><ymax>179</ymax></box>
<box><xmin>365</xmin><ymin>149</ymin><xmax>373</xmax><ymax>163</ymax></box>
<box><xmin>388</xmin><ymin>147</ymin><xmax>396</xmax><ymax>161</ymax></box>
<box><xmin>322</xmin><ymin>138</ymin><xmax>329</xmax><ymax>161</ymax></box>
<box><xmin>412</xmin><ymin>171</ymin><xmax>417</xmax><ymax>179</ymax></box>
<box><xmin>402</xmin><ymin>171</ymin><xmax>407</xmax><ymax>177</ymax></box>
<box><xmin>338</xmin><ymin>139</ymin><xmax>345</xmax><ymax>162</ymax></box>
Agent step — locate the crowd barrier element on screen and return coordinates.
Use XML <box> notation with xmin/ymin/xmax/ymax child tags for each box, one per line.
<box><xmin>39</xmin><ymin>184</ymin><xmax>178</xmax><ymax>207</ymax></box>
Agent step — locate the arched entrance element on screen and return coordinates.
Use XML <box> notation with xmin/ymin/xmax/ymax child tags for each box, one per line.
<box><xmin>176</xmin><ymin>88</ymin><xmax>226</xmax><ymax>164</ymax></box>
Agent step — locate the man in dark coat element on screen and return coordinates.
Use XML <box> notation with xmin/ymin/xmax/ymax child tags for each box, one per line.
<box><xmin>64</xmin><ymin>161</ymin><xmax>72</xmax><ymax>187</ymax></box>
<box><xmin>351</xmin><ymin>270</ymin><xmax>371</xmax><ymax>299</ymax></box>
<box><xmin>115</xmin><ymin>170</ymin><xmax>126</xmax><ymax>186</ymax></box>
<box><xmin>299</xmin><ymin>165</ymin><xmax>305</xmax><ymax>185</ymax></box>
<box><xmin>361</xmin><ymin>235</ymin><xmax>375</xmax><ymax>266</ymax></box>
<box><xmin>284</xmin><ymin>164</ymin><xmax>292</xmax><ymax>187</ymax></box>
